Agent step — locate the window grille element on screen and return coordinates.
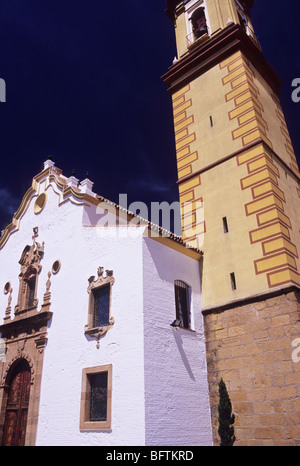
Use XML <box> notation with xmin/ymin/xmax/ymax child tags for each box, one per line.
<box><xmin>174</xmin><ymin>280</ymin><xmax>191</xmax><ymax>329</ymax></box>
<box><xmin>80</xmin><ymin>364</ymin><xmax>112</xmax><ymax>430</ymax></box>
<box><xmin>88</xmin><ymin>372</ymin><xmax>108</xmax><ymax>422</ymax></box>
<box><xmin>93</xmin><ymin>285</ymin><xmax>110</xmax><ymax>328</ymax></box>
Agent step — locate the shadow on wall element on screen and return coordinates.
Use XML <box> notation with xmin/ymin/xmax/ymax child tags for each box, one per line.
<box><xmin>172</xmin><ymin>329</ymin><xmax>196</xmax><ymax>381</ymax></box>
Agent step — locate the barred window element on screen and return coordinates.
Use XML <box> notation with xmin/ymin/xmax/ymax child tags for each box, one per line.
<box><xmin>92</xmin><ymin>284</ymin><xmax>110</xmax><ymax>328</ymax></box>
<box><xmin>174</xmin><ymin>280</ymin><xmax>191</xmax><ymax>329</ymax></box>
<box><xmin>80</xmin><ymin>365</ymin><xmax>112</xmax><ymax>431</ymax></box>
<box><xmin>88</xmin><ymin>371</ymin><xmax>108</xmax><ymax>422</ymax></box>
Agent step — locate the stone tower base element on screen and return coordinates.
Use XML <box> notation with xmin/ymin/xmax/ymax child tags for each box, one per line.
<box><xmin>203</xmin><ymin>287</ymin><xmax>300</xmax><ymax>446</ymax></box>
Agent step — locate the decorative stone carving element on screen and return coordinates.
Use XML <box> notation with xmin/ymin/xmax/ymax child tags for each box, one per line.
<box><xmin>3</xmin><ymin>284</ymin><xmax>12</xmax><ymax>322</ymax></box>
<box><xmin>15</xmin><ymin>228</ymin><xmax>44</xmax><ymax>316</ymax></box>
<box><xmin>51</xmin><ymin>260</ymin><xmax>61</xmax><ymax>275</ymax></box>
<box><xmin>41</xmin><ymin>272</ymin><xmax>51</xmax><ymax>312</ymax></box>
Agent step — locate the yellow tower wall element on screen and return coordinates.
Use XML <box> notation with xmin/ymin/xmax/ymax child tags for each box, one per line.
<box><xmin>171</xmin><ymin>49</ymin><xmax>300</xmax><ymax>310</ymax></box>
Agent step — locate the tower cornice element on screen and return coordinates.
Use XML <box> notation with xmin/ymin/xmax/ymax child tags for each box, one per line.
<box><xmin>162</xmin><ymin>23</ymin><xmax>281</xmax><ymax>96</ymax></box>
<box><xmin>165</xmin><ymin>1</ymin><xmax>254</xmax><ymax>21</ymax></box>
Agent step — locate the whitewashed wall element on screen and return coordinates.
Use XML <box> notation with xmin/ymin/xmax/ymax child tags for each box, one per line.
<box><xmin>143</xmin><ymin>237</ymin><xmax>213</xmax><ymax>446</ymax></box>
<box><xmin>35</xmin><ymin>188</ymin><xmax>146</xmax><ymax>446</ymax></box>
<box><xmin>0</xmin><ymin>180</ymin><xmax>146</xmax><ymax>446</ymax></box>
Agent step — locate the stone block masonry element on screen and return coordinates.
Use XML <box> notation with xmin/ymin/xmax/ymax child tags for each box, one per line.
<box><xmin>203</xmin><ymin>289</ymin><xmax>300</xmax><ymax>446</ymax></box>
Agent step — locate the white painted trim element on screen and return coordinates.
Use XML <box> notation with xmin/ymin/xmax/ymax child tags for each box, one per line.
<box><xmin>234</xmin><ymin>0</ymin><xmax>250</xmax><ymax>35</ymax></box>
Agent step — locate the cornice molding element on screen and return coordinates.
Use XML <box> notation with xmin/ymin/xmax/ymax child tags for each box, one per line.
<box><xmin>0</xmin><ymin>162</ymin><xmax>204</xmax><ymax>257</ymax></box>
<box><xmin>162</xmin><ymin>24</ymin><xmax>281</xmax><ymax>96</ymax></box>
<box><xmin>165</xmin><ymin>0</ymin><xmax>254</xmax><ymax>22</ymax></box>
<box><xmin>202</xmin><ymin>285</ymin><xmax>300</xmax><ymax>316</ymax></box>
<box><xmin>176</xmin><ymin>138</ymin><xmax>300</xmax><ymax>186</ymax></box>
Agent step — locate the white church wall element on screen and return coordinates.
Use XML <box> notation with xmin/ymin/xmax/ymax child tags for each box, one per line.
<box><xmin>0</xmin><ymin>180</ymin><xmax>147</xmax><ymax>446</ymax></box>
<box><xmin>34</xmin><ymin>194</ymin><xmax>147</xmax><ymax>445</ymax></box>
<box><xmin>142</xmin><ymin>237</ymin><xmax>213</xmax><ymax>446</ymax></box>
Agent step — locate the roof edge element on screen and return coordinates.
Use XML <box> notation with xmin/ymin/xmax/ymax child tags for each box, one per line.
<box><xmin>0</xmin><ymin>161</ymin><xmax>203</xmax><ymax>257</ymax></box>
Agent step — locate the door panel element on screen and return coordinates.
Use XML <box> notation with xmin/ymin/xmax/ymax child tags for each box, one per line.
<box><xmin>2</xmin><ymin>360</ymin><xmax>31</xmax><ymax>446</ymax></box>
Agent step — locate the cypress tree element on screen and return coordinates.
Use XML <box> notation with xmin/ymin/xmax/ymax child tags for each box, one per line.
<box><xmin>218</xmin><ymin>378</ymin><xmax>236</xmax><ymax>446</ymax></box>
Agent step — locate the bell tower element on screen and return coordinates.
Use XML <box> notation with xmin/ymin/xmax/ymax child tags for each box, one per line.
<box><xmin>163</xmin><ymin>0</ymin><xmax>300</xmax><ymax>309</ymax></box>
<box><xmin>163</xmin><ymin>1</ymin><xmax>300</xmax><ymax>446</ymax></box>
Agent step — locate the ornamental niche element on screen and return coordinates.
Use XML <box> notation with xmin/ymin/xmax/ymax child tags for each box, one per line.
<box><xmin>14</xmin><ymin>227</ymin><xmax>44</xmax><ymax>316</ymax></box>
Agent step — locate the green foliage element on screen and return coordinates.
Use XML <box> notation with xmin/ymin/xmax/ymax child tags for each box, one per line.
<box><xmin>218</xmin><ymin>378</ymin><xmax>236</xmax><ymax>446</ymax></box>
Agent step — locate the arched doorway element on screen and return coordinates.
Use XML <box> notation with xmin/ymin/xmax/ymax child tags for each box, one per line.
<box><xmin>2</xmin><ymin>359</ymin><xmax>31</xmax><ymax>446</ymax></box>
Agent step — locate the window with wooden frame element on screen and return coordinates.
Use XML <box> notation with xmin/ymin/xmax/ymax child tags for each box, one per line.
<box><xmin>173</xmin><ymin>280</ymin><xmax>192</xmax><ymax>329</ymax></box>
<box><xmin>85</xmin><ymin>267</ymin><xmax>115</xmax><ymax>348</ymax></box>
<box><xmin>80</xmin><ymin>365</ymin><xmax>112</xmax><ymax>431</ymax></box>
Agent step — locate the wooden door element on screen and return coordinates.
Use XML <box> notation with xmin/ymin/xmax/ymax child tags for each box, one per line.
<box><xmin>2</xmin><ymin>359</ymin><xmax>31</xmax><ymax>446</ymax></box>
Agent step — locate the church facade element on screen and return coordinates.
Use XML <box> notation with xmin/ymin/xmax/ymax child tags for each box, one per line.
<box><xmin>0</xmin><ymin>0</ymin><xmax>299</xmax><ymax>447</ymax></box>
<box><xmin>0</xmin><ymin>160</ymin><xmax>212</xmax><ymax>446</ymax></box>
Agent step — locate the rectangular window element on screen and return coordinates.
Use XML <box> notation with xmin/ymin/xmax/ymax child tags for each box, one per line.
<box><xmin>80</xmin><ymin>365</ymin><xmax>112</xmax><ymax>431</ymax></box>
<box><xmin>93</xmin><ymin>285</ymin><xmax>110</xmax><ymax>327</ymax></box>
<box><xmin>174</xmin><ymin>280</ymin><xmax>191</xmax><ymax>329</ymax></box>
<box><xmin>230</xmin><ymin>273</ymin><xmax>237</xmax><ymax>291</ymax></box>
<box><xmin>223</xmin><ymin>217</ymin><xmax>229</xmax><ymax>234</ymax></box>
<box><xmin>89</xmin><ymin>372</ymin><xmax>108</xmax><ymax>422</ymax></box>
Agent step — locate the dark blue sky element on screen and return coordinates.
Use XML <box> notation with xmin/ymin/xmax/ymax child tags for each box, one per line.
<box><xmin>0</xmin><ymin>0</ymin><xmax>300</xmax><ymax>231</ymax></box>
